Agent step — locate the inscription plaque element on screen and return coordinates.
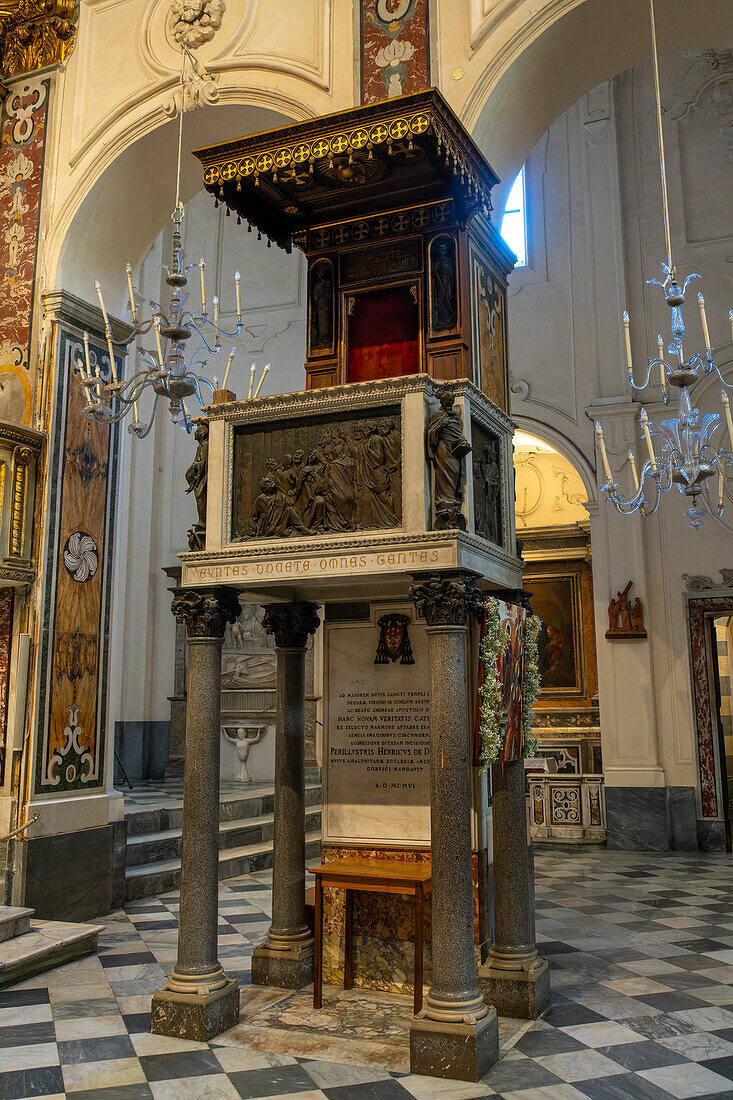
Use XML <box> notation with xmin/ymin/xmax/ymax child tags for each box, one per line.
<box><xmin>340</xmin><ymin>238</ymin><xmax>422</xmax><ymax>285</ymax></box>
<box><xmin>325</xmin><ymin>610</ymin><xmax>431</xmax><ymax>846</ymax></box>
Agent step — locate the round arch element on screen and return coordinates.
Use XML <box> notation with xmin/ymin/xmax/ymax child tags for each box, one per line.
<box><xmin>52</xmin><ymin>98</ymin><xmax>304</xmax><ymax>311</ymax></box>
<box><xmin>512</xmin><ymin>415</ymin><xmax>598</xmax><ymax>504</ymax></box>
<box><xmin>462</xmin><ymin>0</ymin><xmax>733</xmax><ymax>208</ymax></box>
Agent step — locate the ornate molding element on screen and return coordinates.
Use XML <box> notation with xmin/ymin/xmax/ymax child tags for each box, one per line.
<box><xmin>171</xmin><ymin>586</ymin><xmax>241</xmax><ymax>638</ymax></box>
<box><xmin>684</xmin><ymin>570</ymin><xmax>733</xmax><ymax>592</ymax></box>
<box><xmin>409</xmin><ymin>571</ymin><xmax>483</xmax><ymax>627</ymax></box>
<box><xmin>0</xmin><ymin>0</ymin><xmax>77</xmax><ymax>80</ymax></box>
<box><xmin>262</xmin><ymin>601</ymin><xmax>320</xmax><ymax>648</ymax></box>
<box><xmin>168</xmin><ymin>0</ymin><xmax>224</xmax><ymax>48</ymax></box>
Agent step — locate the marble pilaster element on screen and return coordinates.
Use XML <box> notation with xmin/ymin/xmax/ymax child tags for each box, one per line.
<box><xmin>152</xmin><ymin>586</ymin><xmax>241</xmax><ymax>1041</ymax></box>
<box><xmin>251</xmin><ymin>601</ymin><xmax>320</xmax><ymax>989</ymax></box>
<box><xmin>407</xmin><ymin>572</ymin><xmax>498</xmax><ymax>1082</ymax></box>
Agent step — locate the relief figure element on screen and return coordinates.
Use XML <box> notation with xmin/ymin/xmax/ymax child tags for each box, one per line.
<box><xmin>431</xmin><ymin>237</ymin><xmax>457</xmax><ymax>330</ymax></box>
<box><xmin>185</xmin><ymin>422</ymin><xmax>208</xmax><ymax>551</ymax></box>
<box><xmin>238</xmin><ymin>415</ymin><xmax>401</xmax><ymax>539</ymax></box>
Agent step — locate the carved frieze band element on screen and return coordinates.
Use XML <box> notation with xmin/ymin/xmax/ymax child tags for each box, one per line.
<box><xmin>171</xmin><ymin>586</ymin><xmax>241</xmax><ymax>639</ymax></box>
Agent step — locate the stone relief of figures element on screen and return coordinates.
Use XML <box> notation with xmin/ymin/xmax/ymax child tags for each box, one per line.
<box><xmin>185</xmin><ymin>421</ymin><xmax>208</xmax><ymax>550</ymax></box>
<box><xmin>425</xmin><ymin>386</ymin><xmax>471</xmax><ymax>531</ymax></box>
<box><xmin>472</xmin><ymin>426</ymin><xmax>502</xmax><ymax>545</ymax></box>
<box><xmin>429</xmin><ymin>234</ymin><xmax>458</xmax><ymax>331</ymax></box>
<box><xmin>222</xmin><ymin>604</ymin><xmax>276</xmax><ymax>690</ymax></box>
<box><xmin>309</xmin><ymin>259</ymin><xmax>334</xmax><ymax>353</ymax></box>
<box><xmin>606</xmin><ymin>580</ymin><xmax>647</xmax><ymax>639</ymax></box>
<box><xmin>234</xmin><ymin>415</ymin><xmax>402</xmax><ymax>540</ymax></box>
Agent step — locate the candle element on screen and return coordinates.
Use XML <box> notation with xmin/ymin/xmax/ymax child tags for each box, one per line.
<box><xmin>154</xmin><ymin>318</ymin><xmax>165</xmax><ymax>369</ymax></box>
<box><xmin>640</xmin><ymin>408</ymin><xmax>658</xmax><ymax>472</ymax></box>
<box><xmin>657</xmin><ymin>334</ymin><xmax>666</xmax><ymax>391</ymax></box>
<box><xmin>94</xmin><ymin>280</ymin><xmax>110</xmax><ymax>331</ymax></box>
<box><xmin>133</xmin><ymin>400</ymin><xmax>140</xmax><ymax>425</ymax></box>
<box><xmin>628</xmin><ymin>449</ymin><xmax>639</xmax><ymax>491</ymax></box>
<box><xmin>248</xmin><ymin>362</ymin><xmax>256</xmax><ymax>399</ymax></box>
<box><xmin>722</xmin><ymin>390</ymin><xmax>733</xmax><ymax>451</ymax></box>
<box><xmin>719</xmin><ymin>466</ymin><xmax>725</xmax><ymax>511</ymax></box>
<box><xmin>213</xmin><ymin>295</ymin><xmax>219</xmax><ymax>327</ymax></box>
<box><xmin>729</xmin><ymin>310</ymin><xmax>733</xmax><ymax>342</ymax></box>
<box><xmin>106</xmin><ymin>333</ymin><xmax>118</xmax><ymax>385</ymax></box>
<box><xmin>235</xmin><ymin>271</ymin><xmax>241</xmax><ymax>320</ymax></box>
<box><xmin>126</xmin><ymin>264</ymin><xmax>138</xmax><ymax>325</ymax></box>
<box><xmin>622</xmin><ymin>310</ymin><xmax>633</xmax><ymax>379</ymax></box>
<box><xmin>253</xmin><ymin>363</ymin><xmax>270</xmax><ymax>399</ymax></box>
<box><xmin>595</xmin><ymin>422</ymin><xmax>613</xmax><ymax>485</ymax></box>
<box><xmin>223</xmin><ymin>346</ymin><xmax>236</xmax><ymax>390</ymax></box>
<box><xmin>83</xmin><ymin>331</ymin><xmax>93</xmax><ymax>380</ymax></box>
<box><xmin>199</xmin><ymin>259</ymin><xmax>206</xmax><ymax>315</ymax></box>
<box><xmin>698</xmin><ymin>292</ymin><xmax>711</xmax><ymax>350</ymax></box>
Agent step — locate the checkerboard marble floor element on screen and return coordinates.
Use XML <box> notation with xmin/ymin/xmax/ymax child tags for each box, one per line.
<box><xmin>5</xmin><ymin>850</ymin><xmax>733</xmax><ymax>1099</ymax></box>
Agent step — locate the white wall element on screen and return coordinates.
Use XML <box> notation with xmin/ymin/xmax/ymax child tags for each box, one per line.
<box><xmin>108</xmin><ymin>190</ymin><xmax>306</xmax><ymax>726</ymax></box>
<box><xmin>507</xmin><ymin>50</ymin><xmax>733</xmax><ymax>802</ymax></box>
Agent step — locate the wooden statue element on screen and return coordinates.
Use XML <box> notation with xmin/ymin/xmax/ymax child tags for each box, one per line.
<box><xmin>606</xmin><ymin>579</ymin><xmax>647</xmax><ymax>639</ymax></box>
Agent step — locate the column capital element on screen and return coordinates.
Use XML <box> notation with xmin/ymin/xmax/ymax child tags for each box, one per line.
<box><xmin>262</xmin><ymin>601</ymin><xmax>320</xmax><ymax>648</ymax></box>
<box><xmin>409</xmin><ymin>571</ymin><xmax>483</xmax><ymax>627</ymax></box>
<box><xmin>171</xmin><ymin>586</ymin><xmax>241</xmax><ymax>639</ymax></box>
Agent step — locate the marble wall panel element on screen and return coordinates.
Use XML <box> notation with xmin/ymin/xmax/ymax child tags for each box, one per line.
<box><xmin>0</xmin><ymin>75</ymin><xmax>50</xmax><ymax>422</ymax></box>
<box><xmin>360</xmin><ymin>0</ymin><xmax>430</xmax><ymax>104</ymax></box>
<box><xmin>0</xmin><ymin>589</ymin><xmax>14</xmax><ymax>785</ymax></box>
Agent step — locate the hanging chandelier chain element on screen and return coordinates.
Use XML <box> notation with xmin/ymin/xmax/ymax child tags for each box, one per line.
<box><xmin>649</xmin><ymin>0</ymin><xmax>674</xmax><ymax>278</ymax></box>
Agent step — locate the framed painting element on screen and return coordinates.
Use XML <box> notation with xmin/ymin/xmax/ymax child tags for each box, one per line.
<box><xmin>524</xmin><ymin>571</ymin><xmax>584</xmax><ymax>697</ymax></box>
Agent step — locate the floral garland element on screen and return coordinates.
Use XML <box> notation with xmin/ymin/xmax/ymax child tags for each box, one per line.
<box><xmin>521</xmin><ymin>613</ymin><xmax>542</xmax><ymax>759</ymax></box>
<box><xmin>477</xmin><ymin>599</ymin><xmax>543</xmax><ymax>768</ymax></box>
<box><xmin>478</xmin><ymin>598</ymin><xmax>504</xmax><ymax>769</ymax></box>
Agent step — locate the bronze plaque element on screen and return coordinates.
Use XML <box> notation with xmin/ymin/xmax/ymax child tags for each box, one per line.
<box><xmin>471</xmin><ymin>420</ymin><xmax>502</xmax><ymax>547</ymax></box>
<box><xmin>340</xmin><ymin>238</ymin><xmax>422</xmax><ymax>285</ymax></box>
<box><xmin>232</xmin><ymin>407</ymin><xmax>402</xmax><ymax>541</ymax></box>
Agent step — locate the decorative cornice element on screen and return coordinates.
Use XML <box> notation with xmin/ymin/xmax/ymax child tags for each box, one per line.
<box><xmin>262</xmin><ymin>601</ymin><xmax>320</xmax><ymax>648</ymax></box>
<box><xmin>0</xmin><ymin>421</ymin><xmax>44</xmax><ymax>453</ymax></box>
<box><xmin>684</xmin><ymin>570</ymin><xmax>733</xmax><ymax>593</ymax></box>
<box><xmin>171</xmin><ymin>586</ymin><xmax>241</xmax><ymax>638</ymax></box>
<box><xmin>42</xmin><ymin>289</ymin><xmax>134</xmax><ymax>346</ymax></box>
<box><xmin>205</xmin><ymin>371</ymin><xmax>515</xmax><ymax>433</ymax></box>
<box><xmin>0</xmin><ymin>0</ymin><xmax>78</xmax><ymax>80</ymax></box>
<box><xmin>409</xmin><ymin>571</ymin><xmax>483</xmax><ymax>627</ymax></box>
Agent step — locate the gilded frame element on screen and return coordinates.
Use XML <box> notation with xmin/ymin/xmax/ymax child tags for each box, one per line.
<box><xmin>523</xmin><ymin>569</ymin><xmax>585</xmax><ymax>698</ymax></box>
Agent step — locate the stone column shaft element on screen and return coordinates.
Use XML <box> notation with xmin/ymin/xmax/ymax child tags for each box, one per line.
<box><xmin>408</xmin><ymin>572</ymin><xmax>498</xmax><ymax>1082</ymax></box>
<box><xmin>252</xmin><ymin>601</ymin><xmax>320</xmax><ymax>989</ymax></box>
<box><xmin>152</xmin><ymin>586</ymin><xmax>242</xmax><ymax>1042</ymax></box>
<box><xmin>479</xmin><ymin>758</ymin><xmax>549</xmax><ymax>1018</ymax></box>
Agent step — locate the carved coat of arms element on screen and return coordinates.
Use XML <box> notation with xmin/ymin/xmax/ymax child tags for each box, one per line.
<box><xmin>374</xmin><ymin>613</ymin><xmax>414</xmax><ymax>665</ymax></box>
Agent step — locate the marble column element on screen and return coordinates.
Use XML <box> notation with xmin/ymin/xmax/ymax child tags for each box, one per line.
<box><xmin>408</xmin><ymin>572</ymin><xmax>499</xmax><ymax>1082</ymax></box>
<box><xmin>479</xmin><ymin>759</ymin><xmax>549</xmax><ymax>1018</ymax></box>
<box><xmin>251</xmin><ymin>601</ymin><xmax>320</xmax><ymax>989</ymax></box>
<box><xmin>152</xmin><ymin>586</ymin><xmax>242</xmax><ymax>1042</ymax></box>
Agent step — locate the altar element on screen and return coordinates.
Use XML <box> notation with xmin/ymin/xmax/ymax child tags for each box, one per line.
<box><xmin>150</xmin><ymin>88</ymin><xmax>548</xmax><ymax>1083</ymax></box>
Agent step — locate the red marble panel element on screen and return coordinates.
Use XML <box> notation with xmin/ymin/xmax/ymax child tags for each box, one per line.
<box><xmin>688</xmin><ymin>595</ymin><xmax>733</xmax><ymax>818</ymax></box>
<box><xmin>0</xmin><ymin>76</ymin><xmax>50</xmax><ymax>382</ymax></box>
<box><xmin>361</xmin><ymin>0</ymin><xmax>430</xmax><ymax>105</ymax></box>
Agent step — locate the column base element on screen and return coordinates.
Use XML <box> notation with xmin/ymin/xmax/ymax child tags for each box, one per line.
<box><xmin>251</xmin><ymin>937</ymin><xmax>314</xmax><ymax>989</ymax></box>
<box><xmin>478</xmin><ymin>957</ymin><xmax>550</xmax><ymax>1020</ymax></box>
<box><xmin>151</xmin><ymin>978</ymin><xmax>239</xmax><ymax>1041</ymax></box>
<box><xmin>409</xmin><ymin>1008</ymin><xmax>499</xmax><ymax>1081</ymax></box>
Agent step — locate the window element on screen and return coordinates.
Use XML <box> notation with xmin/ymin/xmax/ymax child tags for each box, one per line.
<box><xmin>500</xmin><ymin>166</ymin><xmax>527</xmax><ymax>268</ymax></box>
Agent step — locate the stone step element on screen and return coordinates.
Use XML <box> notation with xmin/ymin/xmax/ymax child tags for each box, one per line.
<box><xmin>0</xmin><ymin>906</ymin><xmax>34</xmax><ymax>943</ymax></box>
<box><xmin>125</xmin><ymin>831</ymin><xmax>322</xmax><ymax>902</ymax></box>
<box><xmin>125</xmin><ymin>781</ymin><xmax>322</xmax><ymax>837</ymax></box>
<box><xmin>126</xmin><ymin>806</ymin><xmax>322</xmax><ymax>867</ymax></box>
<box><xmin>0</xmin><ymin>919</ymin><xmax>103</xmax><ymax>990</ymax></box>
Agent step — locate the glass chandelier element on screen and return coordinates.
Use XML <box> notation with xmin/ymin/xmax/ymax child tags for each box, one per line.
<box><xmin>75</xmin><ymin>47</ymin><xmax>270</xmax><ymax>438</ymax></box>
<box><xmin>595</xmin><ymin>0</ymin><xmax>733</xmax><ymax>529</ymax></box>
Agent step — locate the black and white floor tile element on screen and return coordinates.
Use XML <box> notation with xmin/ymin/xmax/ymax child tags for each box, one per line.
<box><xmin>4</xmin><ymin>851</ymin><xmax>733</xmax><ymax>1098</ymax></box>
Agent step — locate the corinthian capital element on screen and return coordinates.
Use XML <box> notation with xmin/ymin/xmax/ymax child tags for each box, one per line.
<box><xmin>262</xmin><ymin>602</ymin><xmax>320</xmax><ymax>648</ymax></box>
<box><xmin>171</xmin><ymin>587</ymin><xmax>241</xmax><ymax>638</ymax></box>
<box><xmin>409</xmin><ymin>571</ymin><xmax>483</xmax><ymax>627</ymax></box>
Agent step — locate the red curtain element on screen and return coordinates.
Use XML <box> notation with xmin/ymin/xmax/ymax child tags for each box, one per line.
<box><xmin>348</xmin><ymin>287</ymin><xmax>419</xmax><ymax>383</ymax></box>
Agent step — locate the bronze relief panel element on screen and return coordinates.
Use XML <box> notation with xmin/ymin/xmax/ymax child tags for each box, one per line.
<box><xmin>232</xmin><ymin>408</ymin><xmax>402</xmax><ymax>541</ymax></box>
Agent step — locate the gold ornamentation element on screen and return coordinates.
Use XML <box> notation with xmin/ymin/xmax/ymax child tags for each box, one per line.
<box><xmin>0</xmin><ymin>0</ymin><xmax>77</xmax><ymax>79</ymax></box>
<box><xmin>9</xmin><ymin>445</ymin><xmax>31</xmax><ymax>557</ymax></box>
